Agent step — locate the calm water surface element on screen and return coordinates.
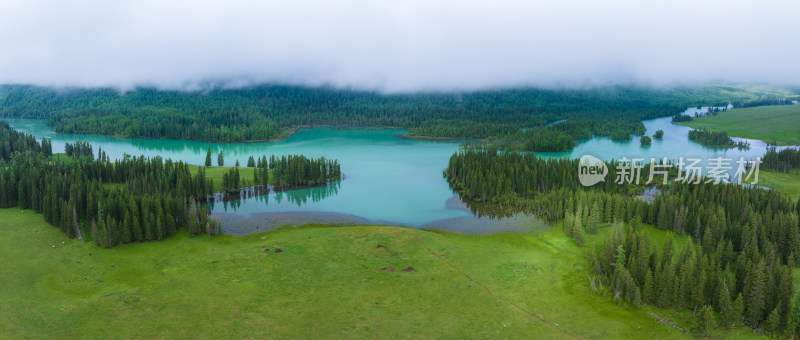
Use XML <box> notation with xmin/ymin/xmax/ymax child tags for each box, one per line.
<box><xmin>7</xmin><ymin>107</ymin><xmax>795</xmax><ymax>234</ymax></box>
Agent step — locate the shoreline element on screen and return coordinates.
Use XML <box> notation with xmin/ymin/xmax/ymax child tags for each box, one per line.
<box><xmin>393</xmin><ymin>133</ymin><xmax>464</xmax><ymax>141</ymax></box>
<box><xmin>9</xmin><ymin>118</ymin><xmax>411</xmax><ymax>144</ymax></box>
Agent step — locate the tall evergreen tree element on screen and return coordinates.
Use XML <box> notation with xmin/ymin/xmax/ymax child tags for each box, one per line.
<box><xmin>696</xmin><ymin>304</ymin><xmax>715</xmax><ymax>337</ymax></box>
<box><xmin>718</xmin><ymin>280</ymin><xmax>734</xmax><ymax>328</ymax></box>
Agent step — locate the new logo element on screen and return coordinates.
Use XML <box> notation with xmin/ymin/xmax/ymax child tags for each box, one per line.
<box><xmin>578</xmin><ymin>155</ymin><xmax>607</xmax><ymax>186</ymax></box>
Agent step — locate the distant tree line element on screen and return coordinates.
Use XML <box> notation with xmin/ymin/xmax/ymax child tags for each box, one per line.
<box><xmin>0</xmin><ymin>84</ymin><xmax>787</xmax><ymax>152</ymax></box>
<box><xmin>732</xmin><ymin>98</ymin><xmax>795</xmax><ymax>108</ymax></box>
<box><xmin>762</xmin><ymin>148</ymin><xmax>800</xmax><ymax>173</ymax></box>
<box><xmin>671</xmin><ymin>114</ymin><xmax>694</xmax><ymax>122</ymax></box>
<box><xmin>671</xmin><ymin>107</ymin><xmax>728</xmax><ymax>122</ymax></box>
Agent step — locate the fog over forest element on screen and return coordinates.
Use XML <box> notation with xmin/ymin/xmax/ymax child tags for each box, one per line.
<box><xmin>1</xmin><ymin>0</ymin><xmax>798</xmax><ymax>92</ymax></box>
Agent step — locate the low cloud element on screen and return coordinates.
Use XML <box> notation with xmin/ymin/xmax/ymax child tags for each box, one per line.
<box><xmin>1</xmin><ymin>0</ymin><xmax>798</xmax><ymax>92</ymax></box>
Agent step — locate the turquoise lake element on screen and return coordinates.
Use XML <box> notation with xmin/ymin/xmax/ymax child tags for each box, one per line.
<box><xmin>6</xmin><ymin>106</ymin><xmax>796</xmax><ymax>234</ymax></box>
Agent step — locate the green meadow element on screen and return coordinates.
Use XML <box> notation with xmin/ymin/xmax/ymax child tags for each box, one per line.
<box><xmin>0</xmin><ymin>207</ymin><xmax>764</xmax><ymax>339</ymax></box>
<box><xmin>188</xmin><ymin>165</ymin><xmax>271</xmax><ymax>192</ymax></box>
<box><xmin>675</xmin><ymin>104</ymin><xmax>800</xmax><ymax>146</ymax></box>
<box><xmin>755</xmin><ymin>170</ymin><xmax>800</xmax><ymax>201</ymax></box>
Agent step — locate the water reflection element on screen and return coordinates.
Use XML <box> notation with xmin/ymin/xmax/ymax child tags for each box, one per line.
<box><xmin>211</xmin><ymin>191</ymin><xmax>545</xmax><ymax>236</ymax></box>
<box><xmin>206</xmin><ymin>181</ymin><xmax>341</xmax><ymax>212</ymax></box>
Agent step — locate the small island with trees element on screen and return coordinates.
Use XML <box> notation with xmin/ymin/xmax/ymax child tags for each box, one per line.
<box><xmin>688</xmin><ymin>128</ymin><xmax>750</xmax><ymax>148</ymax></box>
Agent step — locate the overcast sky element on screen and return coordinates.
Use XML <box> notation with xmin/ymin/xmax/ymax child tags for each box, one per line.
<box><xmin>1</xmin><ymin>0</ymin><xmax>798</xmax><ymax>92</ymax></box>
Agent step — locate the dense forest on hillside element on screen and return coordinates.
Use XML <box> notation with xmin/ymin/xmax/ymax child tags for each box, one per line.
<box><xmin>0</xmin><ymin>121</ymin><xmax>342</xmax><ymax>248</ymax></box>
<box><xmin>446</xmin><ymin>150</ymin><xmax>800</xmax><ymax>335</ymax></box>
<box><xmin>0</xmin><ymin>84</ymin><xmax>791</xmax><ymax>152</ymax></box>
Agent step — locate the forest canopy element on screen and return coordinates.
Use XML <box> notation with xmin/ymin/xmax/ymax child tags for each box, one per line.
<box><xmin>0</xmin><ymin>84</ymin><xmax>792</xmax><ymax>152</ymax></box>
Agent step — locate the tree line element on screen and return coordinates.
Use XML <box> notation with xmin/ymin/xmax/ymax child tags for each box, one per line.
<box><xmin>1</xmin><ymin>84</ymin><xmax>788</xmax><ymax>152</ymax></box>
<box><xmin>0</xmin><ymin>120</ymin><xmax>52</xmax><ymax>159</ymax></box>
<box><xmin>0</xmin><ymin>146</ymin><xmax>221</xmax><ymax>247</ymax></box>
<box><xmin>217</xmin><ymin>154</ymin><xmax>341</xmax><ymax>194</ymax></box>
<box><xmin>762</xmin><ymin>147</ymin><xmax>800</xmax><ymax>173</ymax></box>
<box><xmin>445</xmin><ymin>149</ymin><xmax>800</xmax><ymax>335</ymax></box>
<box><xmin>0</xmin><ymin>121</ymin><xmax>343</xmax><ymax>248</ymax></box>
<box><xmin>688</xmin><ymin>128</ymin><xmax>749</xmax><ymax>148</ymax></box>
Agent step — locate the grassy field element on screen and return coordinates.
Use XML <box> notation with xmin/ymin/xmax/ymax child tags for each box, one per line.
<box><xmin>0</xmin><ymin>208</ymin><xmax>763</xmax><ymax>339</ymax></box>
<box><xmin>753</xmin><ymin>170</ymin><xmax>800</xmax><ymax>202</ymax></box>
<box><xmin>188</xmin><ymin>165</ymin><xmax>271</xmax><ymax>192</ymax></box>
<box><xmin>674</xmin><ymin>104</ymin><xmax>800</xmax><ymax>145</ymax></box>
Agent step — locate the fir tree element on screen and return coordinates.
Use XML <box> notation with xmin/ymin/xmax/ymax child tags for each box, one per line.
<box><xmin>732</xmin><ymin>293</ymin><xmax>745</xmax><ymax>327</ymax></box>
<box><xmin>696</xmin><ymin>304</ymin><xmax>715</xmax><ymax>337</ymax></box>
<box><xmin>205</xmin><ymin>148</ymin><xmax>212</xmax><ymax>167</ymax></box>
<box><xmin>786</xmin><ymin>317</ymin><xmax>797</xmax><ymax>340</ymax></box>
<box><xmin>574</xmin><ymin>226</ymin><xmax>584</xmax><ymax>246</ymax></box>
<box><xmin>745</xmin><ymin>259</ymin><xmax>766</xmax><ymax>323</ymax></box>
<box><xmin>718</xmin><ymin>280</ymin><xmax>734</xmax><ymax>327</ymax></box>
<box><xmin>765</xmin><ymin>307</ymin><xmax>780</xmax><ymax>334</ymax></box>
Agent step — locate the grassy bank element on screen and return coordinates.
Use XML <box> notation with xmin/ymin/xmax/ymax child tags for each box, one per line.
<box><xmin>674</xmin><ymin>104</ymin><xmax>800</xmax><ymax>145</ymax></box>
<box><xmin>188</xmin><ymin>165</ymin><xmax>272</xmax><ymax>192</ymax></box>
<box><xmin>753</xmin><ymin>170</ymin><xmax>800</xmax><ymax>201</ymax></box>
<box><xmin>2</xmin><ymin>207</ymin><xmax>763</xmax><ymax>339</ymax></box>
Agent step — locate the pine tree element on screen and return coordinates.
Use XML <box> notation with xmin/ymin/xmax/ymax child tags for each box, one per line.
<box><xmin>643</xmin><ymin>269</ymin><xmax>654</xmax><ymax>304</ymax></box>
<box><xmin>217</xmin><ymin>151</ymin><xmax>224</xmax><ymax>167</ymax></box>
<box><xmin>765</xmin><ymin>307</ymin><xmax>780</xmax><ymax>334</ymax></box>
<box><xmin>696</xmin><ymin>304</ymin><xmax>715</xmax><ymax>337</ymax></box>
<box><xmin>718</xmin><ymin>280</ymin><xmax>734</xmax><ymax>327</ymax></box>
<box><xmin>745</xmin><ymin>259</ymin><xmax>766</xmax><ymax>323</ymax></box>
<box><xmin>733</xmin><ymin>293</ymin><xmax>745</xmax><ymax>327</ymax></box>
<box><xmin>205</xmin><ymin>148</ymin><xmax>212</xmax><ymax>167</ymax></box>
<box><xmin>702</xmin><ymin>227</ymin><xmax>714</xmax><ymax>253</ymax></box>
<box><xmin>779</xmin><ymin>267</ymin><xmax>793</xmax><ymax>323</ymax></box>
<box><xmin>587</xmin><ymin>200</ymin><xmax>601</xmax><ymax>234</ymax></box>
<box><xmin>792</xmin><ymin>294</ymin><xmax>800</xmax><ymax>328</ymax></box>
<box><xmin>574</xmin><ymin>226</ymin><xmax>584</xmax><ymax>246</ymax></box>
<box><xmin>786</xmin><ymin>318</ymin><xmax>797</xmax><ymax>340</ymax></box>
<box><xmin>122</xmin><ymin>211</ymin><xmax>132</xmax><ymax>244</ymax></box>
